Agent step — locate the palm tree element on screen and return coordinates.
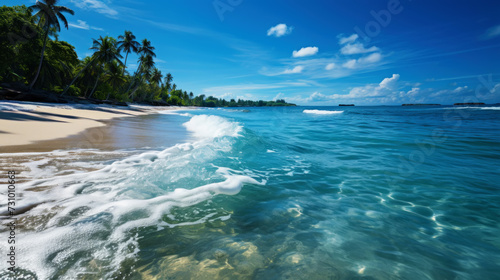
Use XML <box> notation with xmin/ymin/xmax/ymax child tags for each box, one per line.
<box><xmin>128</xmin><ymin>54</ymin><xmax>155</xmax><ymax>100</ymax></box>
<box><xmin>148</xmin><ymin>68</ymin><xmax>163</xmax><ymax>100</ymax></box>
<box><xmin>62</xmin><ymin>54</ymin><xmax>97</xmax><ymax>96</ymax></box>
<box><xmin>117</xmin><ymin>30</ymin><xmax>140</xmax><ymax>74</ymax></box>
<box><xmin>104</xmin><ymin>61</ymin><xmax>126</xmax><ymax>100</ymax></box>
<box><xmin>138</xmin><ymin>39</ymin><xmax>156</xmax><ymax>58</ymax></box>
<box><xmin>28</xmin><ymin>0</ymin><xmax>74</xmax><ymax>90</ymax></box>
<box><xmin>88</xmin><ymin>36</ymin><xmax>123</xmax><ymax>98</ymax></box>
<box><xmin>125</xmin><ymin>39</ymin><xmax>155</xmax><ymax>98</ymax></box>
<box><xmin>164</xmin><ymin>73</ymin><xmax>173</xmax><ymax>93</ymax></box>
<box><xmin>75</xmin><ymin>57</ymin><xmax>98</xmax><ymax>97</ymax></box>
<box><xmin>139</xmin><ymin>54</ymin><xmax>155</xmax><ymax>81</ymax></box>
<box><xmin>151</xmin><ymin>68</ymin><xmax>163</xmax><ymax>87</ymax></box>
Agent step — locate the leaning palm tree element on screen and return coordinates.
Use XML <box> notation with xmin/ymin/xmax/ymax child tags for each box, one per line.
<box><xmin>76</xmin><ymin>57</ymin><xmax>98</xmax><ymax>97</ymax></box>
<box><xmin>61</xmin><ymin>55</ymin><xmax>97</xmax><ymax>96</ymax></box>
<box><xmin>117</xmin><ymin>30</ymin><xmax>140</xmax><ymax>74</ymax></box>
<box><xmin>104</xmin><ymin>61</ymin><xmax>126</xmax><ymax>100</ymax></box>
<box><xmin>139</xmin><ymin>54</ymin><xmax>155</xmax><ymax>81</ymax></box>
<box><xmin>88</xmin><ymin>36</ymin><xmax>123</xmax><ymax>98</ymax></box>
<box><xmin>29</xmin><ymin>0</ymin><xmax>75</xmax><ymax>90</ymax></box>
<box><xmin>138</xmin><ymin>39</ymin><xmax>156</xmax><ymax>58</ymax></box>
<box><xmin>148</xmin><ymin>68</ymin><xmax>163</xmax><ymax>100</ymax></box>
<box><xmin>150</xmin><ymin>68</ymin><xmax>163</xmax><ymax>87</ymax></box>
<box><xmin>125</xmin><ymin>39</ymin><xmax>155</xmax><ymax>98</ymax></box>
<box><xmin>128</xmin><ymin>54</ymin><xmax>155</xmax><ymax>100</ymax></box>
<box><xmin>164</xmin><ymin>73</ymin><xmax>173</xmax><ymax>93</ymax></box>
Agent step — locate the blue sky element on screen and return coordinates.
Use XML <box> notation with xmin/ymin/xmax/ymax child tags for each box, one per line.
<box><xmin>4</xmin><ymin>0</ymin><xmax>500</xmax><ymax>105</ymax></box>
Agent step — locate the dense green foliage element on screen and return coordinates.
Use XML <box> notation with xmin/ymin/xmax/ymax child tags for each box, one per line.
<box><xmin>0</xmin><ymin>5</ymin><xmax>295</xmax><ymax>107</ymax></box>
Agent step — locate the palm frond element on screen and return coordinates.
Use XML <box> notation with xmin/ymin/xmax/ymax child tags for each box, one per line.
<box><xmin>56</xmin><ymin>13</ymin><xmax>68</xmax><ymax>30</ymax></box>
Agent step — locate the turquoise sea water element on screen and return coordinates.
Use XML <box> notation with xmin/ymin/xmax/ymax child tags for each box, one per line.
<box><xmin>1</xmin><ymin>105</ymin><xmax>500</xmax><ymax>279</ymax></box>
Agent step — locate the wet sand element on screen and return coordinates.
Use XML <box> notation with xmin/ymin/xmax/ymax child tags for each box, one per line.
<box><xmin>0</xmin><ymin>102</ymin><xmax>190</xmax><ymax>153</ymax></box>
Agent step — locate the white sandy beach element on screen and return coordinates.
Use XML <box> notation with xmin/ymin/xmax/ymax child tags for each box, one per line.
<box><xmin>0</xmin><ymin>101</ymin><xmax>179</xmax><ymax>147</ymax></box>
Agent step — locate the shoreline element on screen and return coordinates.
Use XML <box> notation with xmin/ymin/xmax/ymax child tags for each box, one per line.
<box><xmin>0</xmin><ymin>101</ymin><xmax>188</xmax><ymax>153</ymax></box>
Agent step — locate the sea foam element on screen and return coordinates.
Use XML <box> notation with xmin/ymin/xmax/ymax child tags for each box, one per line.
<box><xmin>303</xmin><ymin>109</ymin><xmax>344</xmax><ymax>115</ymax></box>
<box><xmin>0</xmin><ymin>114</ymin><xmax>261</xmax><ymax>279</ymax></box>
<box><xmin>183</xmin><ymin>114</ymin><xmax>243</xmax><ymax>139</ymax></box>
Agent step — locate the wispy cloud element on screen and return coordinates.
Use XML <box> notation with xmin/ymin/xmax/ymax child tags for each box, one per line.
<box><xmin>202</xmin><ymin>82</ymin><xmax>311</xmax><ymax>98</ymax></box>
<box><xmin>70</xmin><ymin>0</ymin><xmax>118</xmax><ymax>17</ymax></box>
<box><xmin>292</xmin><ymin>47</ymin><xmax>318</xmax><ymax>58</ymax></box>
<box><xmin>340</xmin><ymin>43</ymin><xmax>379</xmax><ymax>55</ymax></box>
<box><xmin>69</xmin><ymin>20</ymin><xmax>104</xmax><ymax>31</ymax></box>
<box><xmin>338</xmin><ymin>34</ymin><xmax>359</xmax><ymax>45</ymax></box>
<box><xmin>282</xmin><ymin>66</ymin><xmax>304</xmax><ymax>74</ymax></box>
<box><xmin>273</xmin><ymin>92</ymin><xmax>285</xmax><ymax>101</ymax></box>
<box><xmin>267</xmin><ymin>23</ymin><xmax>293</xmax><ymax>37</ymax></box>
<box><xmin>343</xmin><ymin>52</ymin><xmax>383</xmax><ymax>69</ymax></box>
<box><xmin>481</xmin><ymin>24</ymin><xmax>500</xmax><ymax>40</ymax></box>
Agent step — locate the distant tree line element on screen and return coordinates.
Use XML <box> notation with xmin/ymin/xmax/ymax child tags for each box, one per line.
<box><xmin>0</xmin><ymin>3</ymin><xmax>295</xmax><ymax>107</ymax></box>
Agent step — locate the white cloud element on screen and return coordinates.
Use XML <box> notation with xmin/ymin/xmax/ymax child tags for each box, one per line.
<box><xmin>341</xmin><ymin>43</ymin><xmax>379</xmax><ymax>55</ymax></box>
<box><xmin>482</xmin><ymin>24</ymin><xmax>500</xmax><ymax>39</ymax></box>
<box><xmin>267</xmin><ymin>23</ymin><xmax>293</xmax><ymax>37</ymax></box>
<box><xmin>294</xmin><ymin>76</ymin><xmax>499</xmax><ymax>106</ymax></box>
<box><xmin>293</xmin><ymin>47</ymin><xmax>319</xmax><ymax>58</ymax></box>
<box><xmin>283</xmin><ymin>66</ymin><xmax>304</xmax><ymax>74</ymax></box>
<box><xmin>70</xmin><ymin>0</ymin><xmax>118</xmax><ymax>17</ymax></box>
<box><xmin>359</xmin><ymin>52</ymin><xmax>382</xmax><ymax>63</ymax></box>
<box><xmin>300</xmin><ymin>74</ymin><xmax>402</xmax><ymax>105</ymax></box>
<box><xmin>342</xmin><ymin>59</ymin><xmax>357</xmax><ymax>69</ymax></box>
<box><xmin>306</xmin><ymin>92</ymin><xmax>335</xmax><ymax>102</ymax></box>
<box><xmin>407</xmin><ymin>88</ymin><xmax>420</xmax><ymax>96</ymax></box>
<box><xmin>379</xmin><ymin>74</ymin><xmax>400</xmax><ymax>90</ymax></box>
<box><xmin>273</xmin><ymin>92</ymin><xmax>285</xmax><ymax>101</ymax></box>
<box><xmin>342</xmin><ymin>52</ymin><xmax>382</xmax><ymax>69</ymax></box>
<box><xmin>453</xmin><ymin>86</ymin><xmax>469</xmax><ymax>93</ymax></box>
<box><xmin>339</xmin><ymin>34</ymin><xmax>359</xmax><ymax>45</ymax></box>
<box><xmin>325</xmin><ymin>63</ymin><xmax>335</xmax><ymax>70</ymax></box>
<box><xmin>69</xmin><ymin>20</ymin><xmax>104</xmax><ymax>31</ymax></box>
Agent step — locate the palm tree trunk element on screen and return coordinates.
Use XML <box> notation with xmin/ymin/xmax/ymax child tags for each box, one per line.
<box><xmin>61</xmin><ymin>56</ymin><xmax>96</xmax><ymax>96</ymax></box>
<box><xmin>129</xmin><ymin>83</ymin><xmax>141</xmax><ymax>100</ymax></box>
<box><xmin>89</xmin><ymin>68</ymin><xmax>102</xmax><ymax>98</ymax></box>
<box><xmin>106</xmin><ymin>84</ymin><xmax>115</xmax><ymax>101</ymax></box>
<box><xmin>29</xmin><ymin>30</ymin><xmax>49</xmax><ymax>90</ymax></box>
<box><xmin>126</xmin><ymin>77</ymin><xmax>137</xmax><ymax>99</ymax></box>
<box><xmin>122</xmin><ymin>51</ymin><xmax>129</xmax><ymax>75</ymax></box>
<box><xmin>125</xmin><ymin>61</ymin><xmax>142</xmax><ymax>98</ymax></box>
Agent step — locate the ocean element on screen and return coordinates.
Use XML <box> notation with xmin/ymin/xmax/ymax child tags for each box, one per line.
<box><xmin>1</xmin><ymin>105</ymin><xmax>500</xmax><ymax>279</ymax></box>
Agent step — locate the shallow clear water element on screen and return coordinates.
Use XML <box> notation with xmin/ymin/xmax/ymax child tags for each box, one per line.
<box><xmin>1</xmin><ymin>106</ymin><xmax>500</xmax><ymax>279</ymax></box>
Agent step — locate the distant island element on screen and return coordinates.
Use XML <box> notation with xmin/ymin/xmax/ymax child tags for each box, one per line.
<box><xmin>339</xmin><ymin>104</ymin><xmax>355</xmax><ymax>106</ymax></box>
<box><xmin>402</xmin><ymin>104</ymin><xmax>441</xmax><ymax>106</ymax></box>
<box><xmin>454</xmin><ymin>103</ymin><xmax>485</xmax><ymax>106</ymax></box>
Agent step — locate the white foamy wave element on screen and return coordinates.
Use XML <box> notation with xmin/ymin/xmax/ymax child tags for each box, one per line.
<box><xmin>158</xmin><ymin>110</ymin><xmax>193</xmax><ymax>117</ymax></box>
<box><xmin>183</xmin><ymin>114</ymin><xmax>243</xmax><ymax>139</ymax></box>
<box><xmin>0</xmin><ymin>101</ymin><xmax>39</xmax><ymax>111</ymax></box>
<box><xmin>481</xmin><ymin>107</ymin><xmax>500</xmax><ymax>110</ymax></box>
<box><xmin>303</xmin><ymin>109</ymin><xmax>344</xmax><ymax>115</ymax></box>
<box><xmin>444</xmin><ymin>106</ymin><xmax>500</xmax><ymax>110</ymax></box>
<box><xmin>0</xmin><ymin>121</ymin><xmax>260</xmax><ymax>279</ymax></box>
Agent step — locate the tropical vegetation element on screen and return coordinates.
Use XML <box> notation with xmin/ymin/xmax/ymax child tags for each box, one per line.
<box><xmin>0</xmin><ymin>4</ymin><xmax>295</xmax><ymax>107</ymax></box>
